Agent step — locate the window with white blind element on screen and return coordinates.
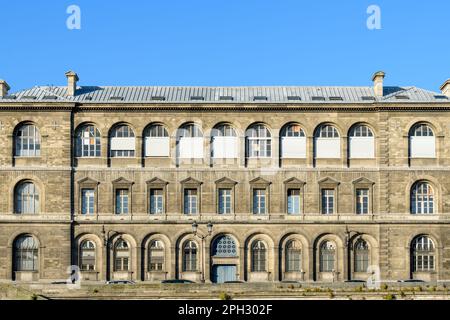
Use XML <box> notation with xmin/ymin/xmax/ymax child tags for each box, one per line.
<box><xmin>287</xmin><ymin>189</ymin><xmax>301</xmax><ymax>215</ymax></box>
<box><xmin>246</xmin><ymin>124</ymin><xmax>271</xmax><ymax>158</ymax></box>
<box><xmin>177</xmin><ymin>123</ymin><xmax>203</xmax><ymax>159</ymax></box>
<box><xmin>80</xmin><ymin>240</ymin><xmax>96</xmax><ymax>271</ymax></box>
<box><xmin>281</xmin><ymin>124</ymin><xmax>306</xmax><ymax>158</ymax></box>
<box><xmin>211</xmin><ymin>124</ymin><xmax>238</xmax><ymax>158</ymax></box>
<box><xmin>409</xmin><ymin>124</ymin><xmax>436</xmax><ymax>158</ymax></box>
<box><xmin>110</xmin><ymin>125</ymin><xmax>136</xmax><ymax>157</ymax></box>
<box><xmin>145</xmin><ymin>124</ymin><xmax>170</xmax><ymax>157</ymax></box>
<box><xmin>315</xmin><ymin>125</ymin><xmax>340</xmax><ymax>159</ymax></box>
<box><xmin>349</xmin><ymin>125</ymin><xmax>375</xmax><ymax>159</ymax></box>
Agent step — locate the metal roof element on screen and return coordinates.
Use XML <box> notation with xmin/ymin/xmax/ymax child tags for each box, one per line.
<box><xmin>1</xmin><ymin>85</ymin><xmax>446</xmax><ymax>103</ymax></box>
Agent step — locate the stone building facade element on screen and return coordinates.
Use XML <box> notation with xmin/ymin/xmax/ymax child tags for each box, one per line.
<box><xmin>0</xmin><ymin>72</ymin><xmax>449</xmax><ymax>284</ymax></box>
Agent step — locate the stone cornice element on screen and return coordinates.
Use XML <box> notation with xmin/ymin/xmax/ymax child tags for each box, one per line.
<box><xmin>1</xmin><ymin>101</ymin><xmax>450</xmax><ymax>112</ymax></box>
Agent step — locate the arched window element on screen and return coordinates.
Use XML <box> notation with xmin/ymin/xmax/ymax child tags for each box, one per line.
<box><xmin>411</xmin><ymin>182</ymin><xmax>434</xmax><ymax>214</ymax></box>
<box><xmin>285</xmin><ymin>240</ymin><xmax>301</xmax><ymax>272</ymax></box>
<box><xmin>411</xmin><ymin>236</ymin><xmax>435</xmax><ymax>272</ymax></box>
<box><xmin>354</xmin><ymin>239</ymin><xmax>369</xmax><ymax>272</ymax></box>
<box><xmin>177</xmin><ymin>123</ymin><xmax>203</xmax><ymax>159</ymax></box>
<box><xmin>148</xmin><ymin>240</ymin><xmax>165</xmax><ymax>271</ymax></box>
<box><xmin>114</xmin><ymin>239</ymin><xmax>130</xmax><ymax>271</ymax></box>
<box><xmin>246</xmin><ymin>124</ymin><xmax>271</xmax><ymax>158</ymax></box>
<box><xmin>281</xmin><ymin>124</ymin><xmax>306</xmax><ymax>159</ymax></box>
<box><xmin>251</xmin><ymin>240</ymin><xmax>267</xmax><ymax>272</ymax></box>
<box><xmin>212</xmin><ymin>235</ymin><xmax>237</xmax><ymax>257</ymax></box>
<box><xmin>315</xmin><ymin>125</ymin><xmax>340</xmax><ymax>159</ymax></box>
<box><xmin>409</xmin><ymin>124</ymin><xmax>435</xmax><ymax>158</ymax></box>
<box><xmin>76</xmin><ymin>125</ymin><xmax>101</xmax><ymax>157</ymax></box>
<box><xmin>80</xmin><ymin>240</ymin><xmax>96</xmax><ymax>271</ymax></box>
<box><xmin>15</xmin><ymin>124</ymin><xmax>41</xmax><ymax>157</ymax></box>
<box><xmin>183</xmin><ymin>241</ymin><xmax>198</xmax><ymax>272</ymax></box>
<box><xmin>14</xmin><ymin>235</ymin><xmax>39</xmax><ymax>272</ymax></box>
<box><xmin>15</xmin><ymin>181</ymin><xmax>39</xmax><ymax>214</ymax></box>
<box><xmin>211</xmin><ymin>124</ymin><xmax>238</xmax><ymax>158</ymax></box>
<box><xmin>110</xmin><ymin>125</ymin><xmax>135</xmax><ymax>157</ymax></box>
<box><xmin>144</xmin><ymin>124</ymin><xmax>170</xmax><ymax>157</ymax></box>
<box><xmin>319</xmin><ymin>241</ymin><xmax>336</xmax><ymax>272</ymax></box>
<box><xmin>349</xmin><ymin>125</ymin><xmax>375</xmax><ymax>159</ymax></box>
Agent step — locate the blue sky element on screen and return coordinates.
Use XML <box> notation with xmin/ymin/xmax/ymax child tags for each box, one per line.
<box><xmin>0</xmin><ymin>0</ymin><xmax>448</xmax><ymax>92</ymax></box>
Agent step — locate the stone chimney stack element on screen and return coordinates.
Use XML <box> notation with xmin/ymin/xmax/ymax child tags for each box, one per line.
<box><xmin>440</xmin><ymin>79</ymin><xmax>450</xmax><ymax>98</ymax></box>
<box><xmin>0</xmin><ymin>79</ymin><xmax>10</xmax><ymax>98</ymax></box>
<box><xmin>65</xmin><ymin>71</ymin><xmax>79</xmax><ymax>97</ymax></box>
<box><xmin>372</xmin><ymin>71</ymin><xmax>385</xmax><ymax>98</ymax></box>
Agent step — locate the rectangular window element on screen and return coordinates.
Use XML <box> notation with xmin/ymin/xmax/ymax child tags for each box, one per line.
<box><xmin>145</xmin><ymin>137</ymin><xmax>170</xmax><ymax>157</ymax></box>
<box><xmin>321</xmin><ymin>189</ymin><xmax>335</xmax><ymax>215</ymax></box>
<box><xmin>287</xmin><ymin>189</ymin><xmax>301</xmax><ymax>215</ymax></box>
<box><xmin>253</xmin><ymin>189</ymin><xmax>267</xmax><ymax>215</ymax></box>
<box><xmin>81</xmin><ymin>188</ymin><xmax>95</xmax><ymax>215</ymax></box>
<box><xmin>218</xmin><ymin>188</ymin><xmax>232</xmax><ymax>214</ymax></box>
<box><xmin>149</xmin><ymin>189</ymin><xmax>164</xmax><ymax>214</ymax></box>
<box><xmin>356</xmin><ymin>189</ymin><xmax>369</xmax><ymax>214</ymax></box>
<box><xmin>184</xmin><ymin>189</ymin><xmax>198</xmax><ymax>214</ymax></box>
<box><xmin>115</xmin><ymin>189</ymin><xmax>129</xmax><ymax>215</ymax></box>
<box><xmin>248</xmin><ymin>139</ymin><xmax>271</xmax><ymax>158</ymax></box>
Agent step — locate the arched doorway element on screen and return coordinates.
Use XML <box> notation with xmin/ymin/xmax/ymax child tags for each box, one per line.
<box><xmin>210</xmin><ymin>235</ymin><xmax>239</xmax><ymax>283</ymax></box>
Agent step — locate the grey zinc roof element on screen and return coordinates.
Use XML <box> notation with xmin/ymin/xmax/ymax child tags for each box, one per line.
<box><xmin>0</xmin><ymin>85</ymin><xmax>447</xmax><ymax>103</ymax></box>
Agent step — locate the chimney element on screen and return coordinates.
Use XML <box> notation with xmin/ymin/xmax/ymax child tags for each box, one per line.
<box><xmin>65</xmin><ymin>71</ymin><xmax>79</xmax><ymax>96</ymax></box>
<box><xmin>440</xmin><ymin>79</ymin><xmax>450</xmax><ymax>98</ymax></box>
<box><xmin>372</xmin><ymin>71</ymin><xmax>385</xmax><ymax>98</ymax></box>
<box><xmin>0</xmin><ymin>79</ymin><xmax>10</xmax><ymax>98</ymax></box>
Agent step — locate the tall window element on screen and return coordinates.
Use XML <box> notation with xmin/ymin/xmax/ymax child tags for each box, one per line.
<box><xmin>110</xmin><ymin>125</ymin><xmax>135</xmax><ymax>157</ymax></box>
<box><xmin>349</xmin><ymin>125</ymin><xmax>375</xmax><ymax>159</ymax></box>
<box><xmin>321</xmin><ymin>189</ymin><xmax>335</xmax><ymax>215</ymax></box>
<box><xmin>212</xmin><ymin>235</ymin><xmax>237</xmax><ymax>257</ymax></box>
<box><xmin>285</xmin><ymin>240</ymin><xmax>301</xmax><ymax>272</ymax></box>
<box><xmin>115</xmin><ymin>189</ymin><xmax>129</xmax><ymax>215</ymax></box>
<box><xmin>76</xmin><ymin>125</ymin><xmax>101</xmax><ymax>157</ymax></box>
<box><xmin>218</xmin><ymin>188</ymin><xmax>232</xmax><ymax>214</ymax></box>
<box><xmin>253</xmin><ymin>189</ymin><xmax>267</xmax><ymax>215</ymax></box>
<box><xmin>80</xmin><ymin>240</ymin><xmax>96</xmax><ymax>271</ymax></box>
<box><xmin>81</xmin><ymin>189</ymin><xmax>95</xmax><ymax>215</ymax></box>
<box><xmin>114</xmin><ymin>239</ymin><xmax>130</xmax><ymax>272</ymax></box>
<box><xmin>281</xmin><ymin>123</ymin><xmax>306</xmax><ymax>158</ymax></box>
<box><xmin>15</xmin><ymin>124</ymin><xmax>41</xmax><ymax>157</ymax></box>
<box><xmin>411</xmin><ymin>182</ymin><xmax>434</xmax><ymax>214</ymax></box>
<box><xmin>177</xmin><ymin>123</ymin><xmax>203</xmax><ymax>159</ymax></box>
<box><xmin>14</xmin><ymin>235</ymin><xmax>39</xmax><ymax>272</ymax></box>
<box><xmin>148</xmin><ymin>240</ymin><xmax>164</xmax><ymax>271</ymax></box>
<box><xmin>319</xmin><ymin>241</ymin><xmax>336</xmax><ymax>272</ymax></box>
<box><xmin>409</xmin><ymin>124</ymin><xmax>435</xmax><ymax>158</ymax></box>
<box><xmin>287</xmin><ymin>189</ymin><xmax>301</xmax><ymax>215</ymax></box>
<box><xmin>15</xmin><ymin>182</ymin><xmax>39</xmax><ymax>214</ymax></box>
<box><xmin>356</xmin><ymin>189</ymin><xmax>369</xmax><ymax>215</ymax></box>
<box><xmin>354</xmin><ymin>240</ymin><xmax>369</xmax><ymax>272</ymax></box>
<box><xmin>183</xmin><ymin>241</ymin><xmax>197</xmax><ymax>272</ymax></box>
<box><xmin>412</xmin><ymin>236</ymin><xmax>435</xmax><ymax>272</ymax></box>
<box><xmin>149</xmin><ymin>189</ymin><xmax>164</xmax><ymax>214</ymax></box>
<box><xmin>251</xmin><ymin>240</ymin><xmax>267</xmax><ymax>272</ymax></box>
<box><xmin>184</xmin><ymin>189</ymin><xmax>198</xmax><ymax>214</ymax></box>
<box><xmin>315</xmin><ymin>125</ymin><xmax>340</xmax><ymax>159</ymax></box>
<box><xmin>145</xmin><ymin>124</ymin><xmax>170</xmax><ymax>157</ymax></box>
<box><xmin>246</xmin><ymin>124</ymin><xmax>271</xmax><ymax>158</ymax></box>
<box><xmin>211</xmin><ymin>124</ymin><xmax>238</xmax><ymax>158</ymax></box>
